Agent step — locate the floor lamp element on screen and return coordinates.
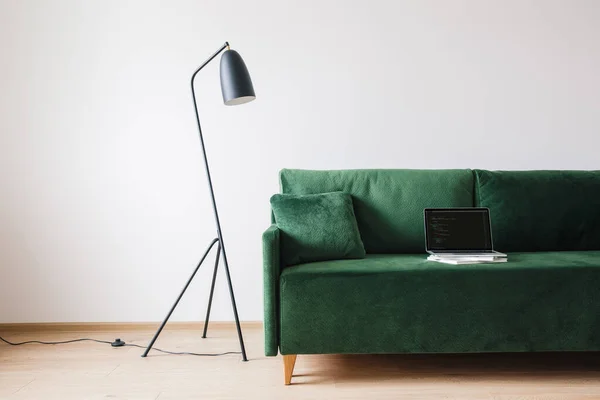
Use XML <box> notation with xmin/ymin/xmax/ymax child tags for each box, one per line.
<box><xmin>142</xmin><ymin>42</ymin><xmax>255</xmax><ymax>361</ymax></box>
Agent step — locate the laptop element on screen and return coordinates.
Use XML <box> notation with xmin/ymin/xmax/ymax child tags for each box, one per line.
<box><xmin>424</xmin><ymin>207</ymin><xmax>506</xmax><ymax>258</ymax></box>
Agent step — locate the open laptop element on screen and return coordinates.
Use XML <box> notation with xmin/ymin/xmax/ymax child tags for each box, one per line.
<box><xmin>424</xmin><ymin>208</ymin><xmax>506</xmax><ymax>258</ymax></box>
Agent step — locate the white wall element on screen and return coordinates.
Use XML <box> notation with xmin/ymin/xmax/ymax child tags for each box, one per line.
<box><xmin>0</xmin><ymin>0</ymin><xmax>599</xmax><ymax>323</ymax></box>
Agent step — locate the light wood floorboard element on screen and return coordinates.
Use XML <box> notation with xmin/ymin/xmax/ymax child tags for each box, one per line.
<box><xmin>1</xmin><ymin>324</ymin><xmax>599</xmax><ymax>399</ymax></box>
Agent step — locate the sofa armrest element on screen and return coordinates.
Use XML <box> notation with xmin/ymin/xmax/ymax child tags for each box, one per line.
<box><xmin>263</xmin><ymin>224</ymin><xmax>281</xmax><ymax>356</ymax></box>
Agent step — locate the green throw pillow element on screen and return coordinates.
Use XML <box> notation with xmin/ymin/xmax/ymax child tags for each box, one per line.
<box><xmin>270</xmin><ymin>192</ymin><xmax>366</xmax><ymax>266</ymax></box>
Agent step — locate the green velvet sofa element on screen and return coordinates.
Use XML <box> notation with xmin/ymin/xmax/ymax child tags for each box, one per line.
<box><xmin>263</xmin><ymin>169</ymin><xmax>600</xmax><ymax>384</ymax></box>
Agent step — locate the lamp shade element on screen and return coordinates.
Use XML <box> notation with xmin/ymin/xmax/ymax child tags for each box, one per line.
<box><xmin>220</xmin><ymin>50</ymin><xmax>256</xmax><ymax>106</ymax></box>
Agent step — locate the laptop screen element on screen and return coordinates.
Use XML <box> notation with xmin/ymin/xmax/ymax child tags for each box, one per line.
<box><xmin>424</xmin><ymin>208</ymin><xmax>493</xmax><ymax>252</ymax></box>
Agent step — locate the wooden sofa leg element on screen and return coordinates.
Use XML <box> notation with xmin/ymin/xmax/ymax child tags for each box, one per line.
<box><xmin>283</xmin><ymin>354</ymin><xmax>297</xmax><ymax>385</ymax></box>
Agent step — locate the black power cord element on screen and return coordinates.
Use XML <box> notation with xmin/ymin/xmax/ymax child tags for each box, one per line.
<box><xmin>0</xmin><ymin>335</ymin><xmax>241</xmax><ymax>357</ymax></box>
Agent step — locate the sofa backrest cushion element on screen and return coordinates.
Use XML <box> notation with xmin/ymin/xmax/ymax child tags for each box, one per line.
<box><xmin>474</xmin><ymin>169</ymin><xmax>600</xmax><ymax>252</ymax></box>
<box><xmin>279</xmin><ymin>169</ymin><xmax>474</xmax><ymax>253</ymax></box>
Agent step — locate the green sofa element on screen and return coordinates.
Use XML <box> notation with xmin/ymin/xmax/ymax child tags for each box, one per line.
<box><xmin>263</xmin><ymin>169</ymin><xmax>600</xmax><ymax>384</ymax></box>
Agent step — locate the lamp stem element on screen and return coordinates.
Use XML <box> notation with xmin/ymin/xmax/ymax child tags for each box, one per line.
<box><xmin>191</xmin><ymin>42</ymin><xmax>228</xmax><ymax>82</ymax></box>
<box><xmin>190</xmin><ymin>43</ymin><xmax>248</xmax><ymax>362</ymax></box>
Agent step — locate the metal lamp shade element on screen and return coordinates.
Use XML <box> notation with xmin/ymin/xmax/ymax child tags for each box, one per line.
<box><xmin>220</xmin><ymin>50</ymin><xmax>256</xmax><ymax>106</ymax></box>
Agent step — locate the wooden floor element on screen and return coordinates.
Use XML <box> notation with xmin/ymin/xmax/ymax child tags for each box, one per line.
<box><xmin>1</xmin><ymin>324</ymin><xmax>600</xmax><ymax>399</ymax></box>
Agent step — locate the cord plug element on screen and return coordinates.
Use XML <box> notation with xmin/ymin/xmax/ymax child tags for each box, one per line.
<box><xmin>111</xmin><ymin>338</ymin><xmax>125</xmax><ymax>347</ymax></box>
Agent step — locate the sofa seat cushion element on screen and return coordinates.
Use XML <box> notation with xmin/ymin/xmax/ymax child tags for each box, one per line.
<box><xmin>279</xmin><ymin>252</ymin><xmax>600</xmax><ymax>355</ymax></box>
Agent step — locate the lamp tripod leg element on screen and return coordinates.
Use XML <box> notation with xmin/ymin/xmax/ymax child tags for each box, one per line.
<box><xmin>202</xmin><ymin>243</ymin><xmax>221</xmax><ymax>338</ymax></box>
<box><xmin>141</xmin><ymin>238</ymin><xmax>219</xmax><ymax>357</ymax></box>
<box><xmin>218</xmin><ymin>243</ymin><xmax>248</xmax><ymax>361</ymax></box>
